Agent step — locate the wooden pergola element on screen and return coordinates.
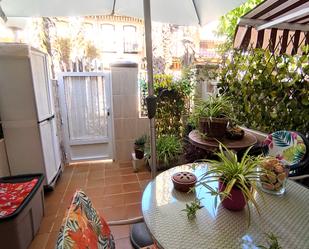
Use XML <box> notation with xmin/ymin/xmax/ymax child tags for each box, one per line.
<box><xmin>234</xmin><ymin>0</ymin><xmax>309</xmax><ymax>55</ymax></box>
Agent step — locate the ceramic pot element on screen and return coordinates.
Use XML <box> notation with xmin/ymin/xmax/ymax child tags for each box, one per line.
<box><xmin>134</xmin><ymin>145</ymin><xmax>144</xmax><ymax>159</ymax></box>
<box><xmin>199</xmin><ymin>117</ymin><xmax>228</xmax><ymax>138</ymax></box>
<box><xmin>172</xmin><ymin>171</ymin><xmax>197</xmax><ymax>192</ymax></box>
<box><xmin>219</xmin><ymin>181</ymin><xmax>247</xmax><ymax>211</ymax></box>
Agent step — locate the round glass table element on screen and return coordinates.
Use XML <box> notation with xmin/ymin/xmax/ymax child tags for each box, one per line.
<box><xmin>142</xmin><ymin>164</ymin><xmax>309</xmax><ymax>249</ymax></box>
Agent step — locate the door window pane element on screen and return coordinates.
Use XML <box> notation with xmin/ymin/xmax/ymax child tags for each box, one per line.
<box><xmin>64</xmin><ymin>76</ymin><xmax>107</xmax><ymax>140</ymax></box>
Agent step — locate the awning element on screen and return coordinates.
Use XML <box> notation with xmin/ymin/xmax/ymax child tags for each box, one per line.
<box><xmin>234</xmin><ymin>0</ymin><xmax>309</xmax><ymax>54</ymax></box>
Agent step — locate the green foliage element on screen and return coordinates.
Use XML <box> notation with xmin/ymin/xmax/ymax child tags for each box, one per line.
<box><xmin>216</xmin><ymin>0</ymin><xmax>263</xmax><ymax>52</ymax></box>
<box><xmin>141</xmin><ymin>73</ymin><xmax>194</xmax><ymax>137</ymax></box>
<box><xmin>156</xmin><ymin>135</ymin><xmax>182</xmax><ymax>166</ymax></box>
<box><xmin>182</xmin><ymin>198</ymin><xmax>203</xmax><ymax>220</ymax></box>
<box><xmin>219</xmin><ymin>47</ymin><xmax>309</xmax><ymax>135</ymax></box>
<box><xmin>134</xmin><ymin>134</ymin><xmax>147</xmax><ymax>151</ymax></box>
<box><xmin>258</xmin><ymin>233</ymin><xmax>282</xmax><ymax>249</ymax></box>
<box><xmin>134</xmin><ymin>134</ymin><xmax>147</xmax><ymax>146</ymax></box>
<box><xmin>190</xmin><ymin>95</ymin><xmax>233</xmax><ymax>128</ymax></box>
<box><xmin>195</xmin><ymin>95</ymin><xmax>232</xmax><ymax>118</ymax></box>
<box><xmin>198</xmin><ymin>144</ymin><xmax>263</xmax><ymax>214</ymax></box>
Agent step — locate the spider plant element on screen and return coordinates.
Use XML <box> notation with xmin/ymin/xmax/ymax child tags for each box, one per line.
<box><xmin>197</xmin><ymin>143</ymin><xmax>263</xmax><ymax>214</ymax></box>
<box><xmin>156</xmin><ymin>134</ymin><xmax>182</xmax><ymax>167</ymax></box>
<box><xmin>194</xmin><ymin>94</ymin><xmax>233</xmax><ymax>119</ymax></box>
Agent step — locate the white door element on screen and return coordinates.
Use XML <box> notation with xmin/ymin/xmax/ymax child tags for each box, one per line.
<box><xmin>59</xmin><ymin>72</ymin><xmax>114</xmax><ymax>162</ymax></box>
<box><xmin>30</xmin><ymin>51</ymin><xmax>54</xmax><ymax>121</ymax></box>
<box><xmin>39</xmin><ymin>119</ymin><xmax>58</xmax><ymax>184</ymax></box>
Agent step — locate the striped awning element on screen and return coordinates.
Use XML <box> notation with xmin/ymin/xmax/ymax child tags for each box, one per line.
<box><xmin>234</xmin><ymin>0</ymin><xmax>309</xmax><ymax>54</ymax></box>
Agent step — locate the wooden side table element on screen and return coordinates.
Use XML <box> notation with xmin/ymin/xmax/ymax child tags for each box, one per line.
<box><xmin>188</xmin><ymin>130</ymin><xmax>257</xmax><ymax>152</ymax></box>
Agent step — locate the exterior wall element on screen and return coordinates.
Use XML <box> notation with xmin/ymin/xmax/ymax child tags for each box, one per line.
<box><xmin>0</xmin><ymin>139</ymin><xmax>10</xmax><ymax>177</ymax></box>
<box><xmin>111</xmin><ymin>63</ymin><xmax>149</xmax><ymax>162</ymax></box>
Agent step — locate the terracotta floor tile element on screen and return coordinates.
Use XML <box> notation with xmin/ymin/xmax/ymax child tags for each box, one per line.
<box><xmin>105</xmin><ymin>176</ymin><xmax>123</xmax><ymax>185</ymax></box>
<box><xmin>137</xmin><ymin>172</ymin><xmax>151</xmax><ymax>181</ymax></box>
<box><xmin>115</xmin><ymin>237</ymin><xmax>134</xmax><ymax>249</ymax></box>
<box><xmin>105</xmin><ymin>170</ymin><xmax>122</xmax><ymax>177</ymax></box>
<box><xmin>51</xmin><ymin>214</ymin><xmax>65</xmax><ymax>232</ymax></box>
<box><xmin>126</xmin><ymin>203</ymin><xmax>142</xmax><ymax>219</ymax></box>
<box><xmin>28</xmin><ymin>233</ymin><xmax>50</xmax><ymax>249</ymax></box>
<box><xmin>38</xmin><ymin>216</ymin><xmax>55</xmax><ymax>234</ymax></box>
<box><xmin>121</xmin><ymin>174</ymin><xmax>138</xmax><ymax>183</ymax></box>
<box><xmin>124</xmin><ymin>192</ymin><xmax>142</xmax><ymax>205</ymax></box>
<box><xmin>86</xmin><ymin>178</ymin><xmax>105</xmax><ymax>188</ymax></box>
<box><xmin>84</xmin><ymin>186</ymin><xmax>106</xmax><ymax>198</ymax></box>
<box><xmin>44</xmin><ymin>203</ymin><xmax>59</xmax><ymax>217</ymax></box>
<box><xmin>104</xmin><ymin>184</ymin><xmax>123</xmax><ymax>195</ymax></box>
<box><xmin>120</xmin><ymin>167</ymin><xmax>136</xmax><ymax>175</ymax></box>
<box><xmin>88</xmin><ymin>171</ymin><xmax>104</xmax><ymax>179</ymax></box>
<box><xmin>110</xmin><ymin>225</ymin><xmax>130</xmax><ymax>240</ymax></box>
<box><xmin>103</xmin><ymin>194</ymin><xmax>125</xmax><ymax>207</ymax></box>
<box><xmin>45</xmin><ymin>232</ymin><xmax>60</xmax><ymax>249</ymax></box>
<box><xmin>119</xmin><ymin>162</ymin><xmax>133</xmax><ymax>168</ymax></box>
<box><xmin>101</xmin><ymin>206</ymin><xmax>127</xmax><ymax>221</ymax></box>
<box><xmin>73</xmin><ymin>164</ymin><xmax>90</xmax><ymax>172</ymax></box>
<box><xmin>123</xmin><ymin>182</ymin><xmax>141</xmax><ymax>193</ymax></box>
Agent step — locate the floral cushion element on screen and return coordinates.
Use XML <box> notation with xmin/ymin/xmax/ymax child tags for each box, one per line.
<box><xmin>56</xmin><ymin>191</ymin><xmax>115</xmax><ymax>249</ymax></box>
<box><xmin>263</xmin><ymin>131</ymin><xmax>306</xmax><ymax>166</ymax></box>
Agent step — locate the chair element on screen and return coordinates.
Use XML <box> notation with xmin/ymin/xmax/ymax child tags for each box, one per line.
<box><xmin>262</xmin><ymin>130</ymin><xmax>309</xmax><ymax>180</ymax></box>
<box><xmin>55</xmin><ymin>190</ymin><xmax>155</xmax><ymax>249</ymax></box>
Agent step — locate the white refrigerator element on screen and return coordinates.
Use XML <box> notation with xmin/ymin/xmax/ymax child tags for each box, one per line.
<box><xmin>0</xmin><ymin>43</ymin><xmax>62</xmax><ymax>186</ymax></box>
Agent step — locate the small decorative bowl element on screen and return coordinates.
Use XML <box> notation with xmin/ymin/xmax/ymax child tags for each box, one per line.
<box><xmin>172</xmin><ymin>171</ymin><xmax>197</xmax><ymax>192</ymax></box>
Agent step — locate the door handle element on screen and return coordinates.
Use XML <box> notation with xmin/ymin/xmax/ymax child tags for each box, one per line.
<box><xmin>107</xmin><ymin>108</ymin><xmax>111</xmax><ymax>116</ymax></box>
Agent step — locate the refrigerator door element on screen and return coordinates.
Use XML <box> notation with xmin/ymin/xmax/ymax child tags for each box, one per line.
<box><xmin>30</xmin><ymin>50</ymin><xmax>54</xmax><ymax>122</ymax></box>
<box><xmin>39</xmin><ymin>119</ymin><xmax>58</xmax><ymax>184</ymax></box>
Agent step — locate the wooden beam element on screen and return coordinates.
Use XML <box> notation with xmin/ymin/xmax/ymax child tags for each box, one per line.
<box><xmin>256</xmin><ymin>7</ymin><xmax>309</xmax><ymax>31</ymax></box>
<box><xmin>239</xmin><ymin>18</ymin><xmax>309</xmax><ymax>32</ymax></box>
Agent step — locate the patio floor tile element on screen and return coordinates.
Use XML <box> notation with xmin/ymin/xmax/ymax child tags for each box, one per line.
<box><xmin>29</xmin><ymin>160</ymin><xmax>148</xmax><ymax>249</ymax></box>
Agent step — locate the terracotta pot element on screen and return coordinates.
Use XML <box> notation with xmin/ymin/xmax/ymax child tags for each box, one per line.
<box><xmin>134</xmin><ymin>145</ymin><xmax>144</xmax><ymax>159</ymax></box>
<box><xmin>199</xmin><ymin>117</ymin><xmax>228</xmax><ymax>138</ymax></box>
<box><xmin>219</xmin><ymin>180</ymin><xmax>247</xmax><ymax>211</ymax></box>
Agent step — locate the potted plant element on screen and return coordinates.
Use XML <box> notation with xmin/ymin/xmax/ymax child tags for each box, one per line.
<box><xmin>194</xmin><ymin>95</ymin><xmax>232</xmax><ymax>138</ymax></box>
<box><xmin>198</xmin><ymin>143</ymin><xmax>263</xmax><ymax>212</ymax></box>
<box><xmin>134</xmin><ymin>135</ymin><xmax>147</xmax><ymax>159</ymax></box>
<box><xmin>156</xmin><ymin>134</ymin><xmax>182</xmax><ymax>169</ymax></box>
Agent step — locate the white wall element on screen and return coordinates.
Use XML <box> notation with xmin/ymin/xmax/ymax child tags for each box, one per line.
<box><xmin>111</xmin><ymin>62</ymin><xmax>149</xmax><ymax>162</ymax></box>
<box><xmin>0</xmin><ymin>139</ymin><xmax>10</xmax><ymax>177</ymax></box>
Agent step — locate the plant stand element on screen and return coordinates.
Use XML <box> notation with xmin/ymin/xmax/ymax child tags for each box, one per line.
<box><xmin>132</xmin><ymin>153</ymin><xmax>146</xmax><ymax>172</ymax></box>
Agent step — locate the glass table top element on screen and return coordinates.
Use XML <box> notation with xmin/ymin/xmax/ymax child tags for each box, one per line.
<box><xmin>142</xmin><ymin>164</ymin><xmax>309</xmax><ymax>249</ymax></box>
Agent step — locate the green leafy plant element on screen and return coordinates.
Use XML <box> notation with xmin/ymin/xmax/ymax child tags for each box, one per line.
<box><xmin>198</xmin><ymin>143</ymin><xmax>263</xmax><ymax>215</ymax></box>
<box><xmin>216</xmin><ymin>0</ymin><xmax>263</xmax><ymax>53</ymax></box>
<box><xmin>134</xmin><ymin>134</ymin><xmax>147</xmax><ymax>149</ymax></box>
<box><xmin>258</xmin><ymin>233</ymin><xmax>282</xmax><ymax>249</ymax></box>
<box><xmin>156</xmin><ymin>135</ymin><xmax>182</xmax><ymax>167</ymax></box>
<box><xmin>219</xmin><ymin>46</ymin><xmax>309</xmax><ymax>135</ymax></box>
<box><xmin>141</xmin><ymin>73</ymin><xmax>194</xmax><ymax>137</ymax></box>
<box><xmin>194</xmin><ymin>95</ymin><xmax>233</xmax><ymax>119</ymax></box>
<box><xmin>182</xmin><ymin>198</ymin><xmax>203</xmax><ymax>220</ymax></box>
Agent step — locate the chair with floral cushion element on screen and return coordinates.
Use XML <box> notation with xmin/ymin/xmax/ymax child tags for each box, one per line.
<box><xmin>262</xmin><ymin>130</ymin><xmax>309</xmax><ymax>179</ymax></box>
<box><xmin>55</xmin><ymin>190</ymin><xmax>155</xmax><ymax>249</ymax></box>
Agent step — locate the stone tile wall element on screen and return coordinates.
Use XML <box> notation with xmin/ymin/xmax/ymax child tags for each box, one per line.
<box><xmin>111</xmin><ymin>63</ymin><xmax>149</xmax><ymax>162</ymax></box>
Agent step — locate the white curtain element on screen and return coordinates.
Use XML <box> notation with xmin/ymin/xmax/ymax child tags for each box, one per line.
<box><xmin>64</xmin><ymin>76</ymin><xmax>107</xmax><ymax>140</ymax></box>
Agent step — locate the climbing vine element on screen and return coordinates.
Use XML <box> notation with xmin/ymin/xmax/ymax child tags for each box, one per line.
<box><xmin>219</xmin><ymin>46</ymin><xmax>309</xmax><ymax>135</ymax></box>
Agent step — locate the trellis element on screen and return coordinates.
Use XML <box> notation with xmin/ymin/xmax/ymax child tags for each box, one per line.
<box><xmin>220</xmin><ymin>32</ymin><xmax>309</xmax><ymax>135</ymax></box>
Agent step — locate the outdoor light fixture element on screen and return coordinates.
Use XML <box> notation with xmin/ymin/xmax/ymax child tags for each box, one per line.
<box><xmin>0</xmin><ymin>1</ymin><xmax>7</xmax><ymax>23</ymax></box>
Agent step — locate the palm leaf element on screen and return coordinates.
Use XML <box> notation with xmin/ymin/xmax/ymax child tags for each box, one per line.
<box><xmin>272</xmin><ymin>131</ymin><xmax>292</xmax><ymax>148</ymax></box>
